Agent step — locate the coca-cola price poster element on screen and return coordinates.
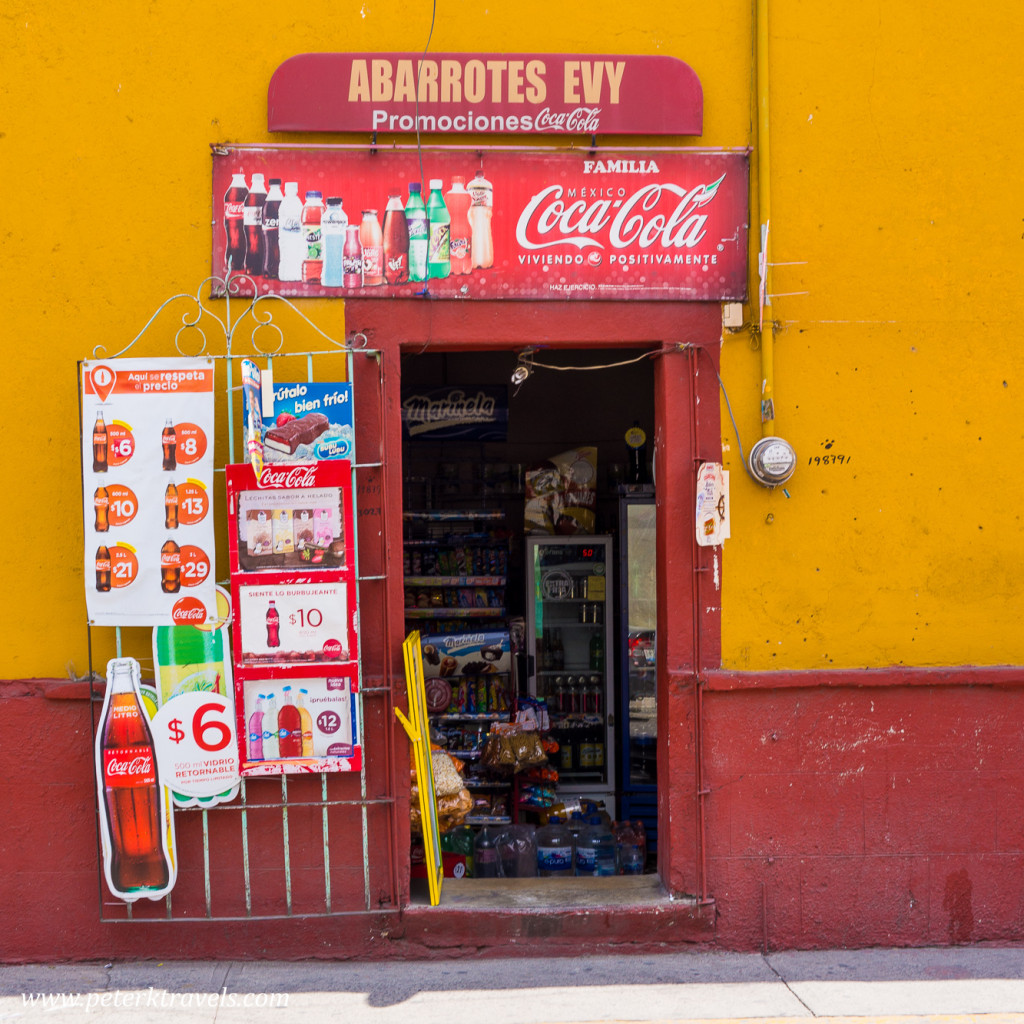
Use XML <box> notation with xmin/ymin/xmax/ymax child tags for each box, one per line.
<box><xmin>81</xmin><ymin>358</ymin><xmax>217</xmax><ymax>627</ymax></box>
<box><xmin>212</xmin><ymin>147</ymin><xmax>748</xmax><ymax>302</ymax></box>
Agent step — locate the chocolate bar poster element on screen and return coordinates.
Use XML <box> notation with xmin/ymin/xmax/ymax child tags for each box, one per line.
<box><xmin>266</xmin><ymin>382</ymin><xmax>354</xmax><ymax>463</ymax></box>
<box><xmin>82</xmin><ymin>359</ymin><xmax>218</xmax><ymax>627</ymax></box>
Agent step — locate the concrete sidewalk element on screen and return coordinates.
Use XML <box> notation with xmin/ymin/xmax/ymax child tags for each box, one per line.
<box><xmin>2</xmin><ymin>947</ymin><xmax>1023</xmax><ymax>1022</ymax></box>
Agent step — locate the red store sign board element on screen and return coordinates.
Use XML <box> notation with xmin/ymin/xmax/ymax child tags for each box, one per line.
<box><xmin>268</xmin><ymin>53</ymin><xmax>703</xmax><ymax>136</ymax></box>
<box><xmin>212</xmin><ymin>147</ymin><xmax>749</xmax><ymax>302</ymax></box>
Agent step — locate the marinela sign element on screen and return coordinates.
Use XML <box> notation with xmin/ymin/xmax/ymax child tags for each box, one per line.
<box><xmin>268</xmin><ymin>53</ymin><xmax>703</xmax><ymax>136</ymax></box>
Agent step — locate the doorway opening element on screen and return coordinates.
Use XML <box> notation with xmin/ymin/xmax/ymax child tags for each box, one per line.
<box><xmin>400</xmin><ymin>346</ymin><xmax>659</xmax><ymax>896</ymax></box>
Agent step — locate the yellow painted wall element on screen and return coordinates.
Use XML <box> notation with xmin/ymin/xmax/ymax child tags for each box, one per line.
<box><xmin>2</xmin><ymin>2</ymin><xmax>1020</xmax><ymax>677</ymax></box>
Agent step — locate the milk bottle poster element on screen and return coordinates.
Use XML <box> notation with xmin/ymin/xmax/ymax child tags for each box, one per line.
<box><xmin>81</xmin><ymin>358</ymin><xmax>217</xmax><ymax>626</ymax></box>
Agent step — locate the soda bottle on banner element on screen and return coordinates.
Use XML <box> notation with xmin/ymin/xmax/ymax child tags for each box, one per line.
<box><xmin>261</xmin><ymin>178</ymin><xmax>284</xmax><ymax>279</ymax></box>
<box><xmin>160</xmin><ymin>540</ymin><xmax>180</xmax><ymax>593</ymax></box>
<box><xmin>382</xmin><ymin>193</ymin><xmax>409</xmax><ymax>284</ymax></box>
<box><xmin>426</xmin><ymin>179</ymin><xmax>451</xmax><ymax>279</ymax></box>
<box><xmin>164</xmin><ymin>483</ymin><xmax>178</xmax><ymax>530</ymax></box>
<box><xmin>277</xmin><ymin>182</ymin><xmax>304</xmax><ymax>282</ymax></box>
<box><xmin>278</xmin><ymin>685</ymin><xmax>302</xmax><ymax>758</ymax></box>
<box><xmin>321</xmin><ymin>197</ymin><xmax>348</xmax><ymax>287</ymax></box>
<box><xmin>405</xmin><ymin>183</ymin><xmax>429</xmax><ymax>283</ymax></box>
<box><xmin>93</xmin><ymin>412</ymin><xmax>108</xmax><ymax>473</ymax></box>
<box><xmin>360</xmin><ymin>210</ymin><xmax>384</xmax><ymax>286</ymax></box>
<box><xmin>243</xmin><ymin>173</ymin><xmax>267</xmax><ymax>276</ymax></box>
<box><xmin>95</xmin><ymin>657</ymin><xmax>173</xmax><ymax>900</ymax></box>
<box><xmin>298</xmin><ymin>688</ymin><xmax>314</xmax><ymax>756</ymax></box>
<box><xmin>161</xmin><ymin>419</ymin><xmax>176</xmax><ymax>471</ymax></box>
<box><xmin>262</xmin><ymin>692</ymin><xmax>279</xmax><ymax>759</ymax></box>
<box><xmin>94</xmin><ymin>487</ymin><xmax>109</xmax><ymax>532</ymax></box>
<box><xmin>446</xmin><ymin>176</ymin><xmax>472</xmax><ymax>275</ymax></box>
<box><xmin>266</xmin><ymin>599</ymin><xmax>280</xmax><ymax>647</ymax></box>
<box><xmin>248</xmin><ymin>694</ymin><xmax>265</xmax><ymax>760</ymax></box>
<box><xmin>96</xmin><ymin>545</ymin><xmax>111</xmax><ymax>591</ymax></box>
<box><xmin>223</xmin><ymin>172</ymin><xmax>248</xmax><ymax>275</ymax></box>
<box><xmin>469</xmin><ymin>168</ymin><xmax>494</xmax><ymax>269</ymax></box>
<box><xmin>342</xmin><ymin>224</ymin><xmax>363</xmax><ymax>288</ymax></box>
<box><xmin>301</xmin><ymin>190</ymin><xmax>324</xmax><ymax>284</ymax></box>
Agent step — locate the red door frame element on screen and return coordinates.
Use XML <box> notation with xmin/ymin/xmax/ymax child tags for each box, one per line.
<box><xmin>346</xmin><ymin>297</ymin><xmax>724</xmax><ymax>900</ymax></box>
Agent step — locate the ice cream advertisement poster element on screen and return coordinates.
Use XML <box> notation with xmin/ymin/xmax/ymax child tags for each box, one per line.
<box><xmin>81</xmin><ymin>358</ymin><xmax>217</xmax><ymax>627</ymax></box>
<box><xmin>267</xmin><ymin>382</ymin><xmax>354</xmax><ymax>463</ymax></box>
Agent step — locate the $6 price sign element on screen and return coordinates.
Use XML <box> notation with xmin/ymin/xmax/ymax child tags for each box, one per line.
<box><xmin>152</xmin><ymin>692</ymin><xmax>240</xmax><ymax>796</ymax></box>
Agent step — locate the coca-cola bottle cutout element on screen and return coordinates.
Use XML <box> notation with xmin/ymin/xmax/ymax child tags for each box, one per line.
<box><xmin>262</xmin><ymin>178</ymin><xmax>284</xmax><ymax>279</ymax></box>
<box><xmin>223</xmin><ymin>171</ymin><xmax>248</xmax><ymax>275</ymax></box>
<box><xmin>94</xmin><ymin>486</ymin><xmax>109</xmax><ymax>532</ymax></box>
<box><xmin>468</xmin><ymin>168</ymin><xmax>494</xmax><ymax>269</ymax></box>
<box><xmin>93</xmin><ymin>412</ymin><xmax>108</xmax><ymax>473</ymax></box>
<box><xmin>164</xmin><ymin>483</ymin><xmax>178</xmax><ymax>530</ymax></box>
<box><xmin>342</xmin><ymin>224</ymin><xmax>363</xmax><ymax>288</ymax></box>
<box><xmin>446</xmin><ymin>176</ymin><xmax>473</xmax><ymax>275</ymax></box>
<box><xmin>160</xmin><ymin>539</ymin><xmax>180</xmax><ymax>593</ymax></box>
<box><xmin>360</xmin><ymin>209</ymin><xmax>384</xmax><ymax>286</ymax></box>
<box><xmin>266</xmin><ymin>599</ymin><xmax>280</xmax><ymax>648</ymax></box>
<box><xmin>161</xmin><ymin>420</ymin><xmax>176</xmax><ymax>471</ymax></box>
<box><xmin>382</xmin><ymin>193</ymin><xmax>409</xmax><ymax>284</ymax></box>
<box><xmin>95</xmin><ymin>657</ymin><xmax>172</xmax><ymax>898</ymax></box>
<box><xmin>95</xmin><ymin>545</ymin><xmax>111</xmax><ymax>591</ymax></box>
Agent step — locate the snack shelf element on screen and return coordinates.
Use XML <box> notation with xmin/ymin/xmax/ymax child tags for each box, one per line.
<box><xmin>404</xmin><ymin>575</ymin><xmax>506</xmax><ymax>587</ymax></box>
<box><xmin>464</xmin><ymin>779</ymin><xmax>512</xmax><ymax>789</ymax></box>
<box><xmin>464</xmin><ymin>815</ymin><xmax>512</xmax><ymax>826</ymax></box>
<box><xmin>405</xmin><ymin>607</ymin><xmax>506</xmax><ymax>619</ymax></box>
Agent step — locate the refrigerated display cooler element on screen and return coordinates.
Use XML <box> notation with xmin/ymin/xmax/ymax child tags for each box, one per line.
<box><xmin>525</xmin><ymin>536</ymin><xmax>615</xmax><ymax>816</ymax></box>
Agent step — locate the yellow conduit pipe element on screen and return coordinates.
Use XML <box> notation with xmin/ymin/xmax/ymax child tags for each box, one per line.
<box><xmin>756</xmin><ymin>0</ymin><xmax>775</xmax><ymax>437</ymax></box>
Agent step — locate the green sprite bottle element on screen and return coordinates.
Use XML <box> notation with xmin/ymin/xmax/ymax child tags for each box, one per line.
<box><xmin>426</xmin><ymin>178</ymin><xmax>451</xmax><ymax>279</ymax></box>
<box><xmin>405</xmin><ymin>183</ymin><xmax>429</xmax><ymax>283</ymax></box>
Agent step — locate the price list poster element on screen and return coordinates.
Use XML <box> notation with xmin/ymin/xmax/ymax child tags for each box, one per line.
<box><xmin>81</xmin><ymin>358</ymin><xmax>217</xmax><ymax>626</ymax></box>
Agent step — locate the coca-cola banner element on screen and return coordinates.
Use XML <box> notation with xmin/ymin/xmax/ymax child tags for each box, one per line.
<box><xmin>268</xmin><ymin>53</ymin><xmax>703</xmax><ymax>136</ymax></box>
<box><xmin>81</xmin><ymin>358</ymin><xmax>218</xmax><ymax>627</ymax></box>
<box><xmin>212</xmin><ymin>147</ymin><xmax>748</xmax><ymax>302</ymax></box>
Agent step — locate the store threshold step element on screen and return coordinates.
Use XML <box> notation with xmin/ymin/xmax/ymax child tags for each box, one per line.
<box><xmin>410</xmin><ymin>874</ymin><xmax>677</xmax><ymax>910</ymax></box>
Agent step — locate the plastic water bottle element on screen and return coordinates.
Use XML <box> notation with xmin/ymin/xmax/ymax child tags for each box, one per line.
<box><xmin>614</xmin><ymin>821</ymin><xmax>647</xmax><ymax>875</ymax></box>
<box><xmin>247</xmin><ymin>694</ymin><xmax>265</xmax><ymax>760</ymax></box>
<box><xmin>574</xmin><ymin>821</ymin><xmax>597</xmax><ymax>876</ymax></box>
<box><xmin>591</xmin><ymin>817</ymin><xmax>617</xmax><ymax>876</ymax></box>
<box><xmin>536</xmin><ymin>817</ymin><xmax>574</xmax><ymax>877</ymax></box>
<box><xmin>321</xmin><ymin>197</ymin><xmax>348</xmax><ymax>287</ymax></box>
<box><xmin>262</xmin><ymin>692</ymin><xmax>279</xmax><ymax>759</ymax></box>
<box><xmin>277</xmin><ymin>182</ymin><xmax>304</xmax><ymax>282</ymax></box>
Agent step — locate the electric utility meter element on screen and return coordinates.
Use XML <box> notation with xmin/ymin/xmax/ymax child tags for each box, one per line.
<box><xmin>748</xmin><ymin>436</ymin><xmax>797</xmax><ymax>486</ymax></box>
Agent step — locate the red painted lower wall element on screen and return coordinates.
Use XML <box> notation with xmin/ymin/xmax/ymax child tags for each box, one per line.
<box><xmin>4</xmin><ymin>671</ymin><xmax>1023</xmax><ymax>961</ymax></box>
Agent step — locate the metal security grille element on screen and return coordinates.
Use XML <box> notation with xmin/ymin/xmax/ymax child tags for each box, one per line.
<box><xmin>85</xmin><ymin>278</ymin><xmax>400</xmax><ymax>922</ymax></box>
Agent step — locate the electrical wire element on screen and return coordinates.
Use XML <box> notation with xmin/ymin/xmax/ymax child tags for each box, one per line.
<box><xmin>414</xmin><ymin>0</ymin><xmax>437</xmax><ymax>190</ymax></box>
<box><xmin>518</xmin><ymin>348</ymin><xmax>664</xmax><ymax>373</ymax></box>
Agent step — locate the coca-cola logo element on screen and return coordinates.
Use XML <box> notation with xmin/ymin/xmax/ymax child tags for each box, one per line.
<box><xmin>534</xmin><ymin>106</ymin><xmax>601</xmax><ymax>132</ymax></box>
<box><xmin>515</xmin><ymin>175</ymin><xmax>725</xmax><ymax>252</ymax></box>
<box><xmin>172</xmin><ymin>596</ymin><xmax>207</xmax><ymax>624</ymax></box>
<box><xmin>104</xmin><ymin>749</ymin><xmax>156</xmax><ymax>786</ymax></box>
<box><xmin>257</xmin><ymin>464</ymin><xmax>318</xmax><ymax>489</ymax></box>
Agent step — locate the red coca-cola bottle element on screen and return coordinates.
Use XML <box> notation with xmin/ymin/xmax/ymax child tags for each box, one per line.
<box><xmin>360</xmin><ymin>209</ymin><xmax>384</xmax><ymax>286</ymax></box>
<box><xmin>96</xmin><ymin>657</ymin><xmax>171</xmax><ymax>897</ymax></box>
<box><xmin>243</xmin><ymin>172</ymin><xmax>267</xmax><ymax>277</ymax></box>
<box><xmin>95</xmin><ymin>545</ymin><xmax>111</xmax><ymax>591</ymax></box>
<box><xmin>94</xmin><ymin>486</ymin><xmax>109</xmax><ymax>532</ymax></box>
<box><xmin>161</xmin><ymin>419</ymin><xmax>176</xmax><ymax>471</ymax></box>
<box><xmin>164</xmin><ymin>483</ymin><xmax>178</xmax><ymax>530</ymax></box>
<box><xmin>266</xmin><ymin>600</ymin><xmax>281</xmax><ymax>648</ymax></box>
<box><xmin>342</xmin><ymin>224</ymin><xmax>363</xmax><ymax>288</ymax></box>
<box><xmin>382</xmin><ymin>194</ymin><xmax>409</xmax><ymax>284</ymax></box>
<box><xmin>160</xmin><ymin>539</ymin><xmax>180</xmax><ymax>593</ymax></box>
<box><xmin>223</xmin><ymin>172</ymin><xmax>248</xmax><ymax>275</ymax></box>
<box><xmin>92</xmin><ymin>412</ymin><xmax>108</xmax><ymax>473</ymax></box>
